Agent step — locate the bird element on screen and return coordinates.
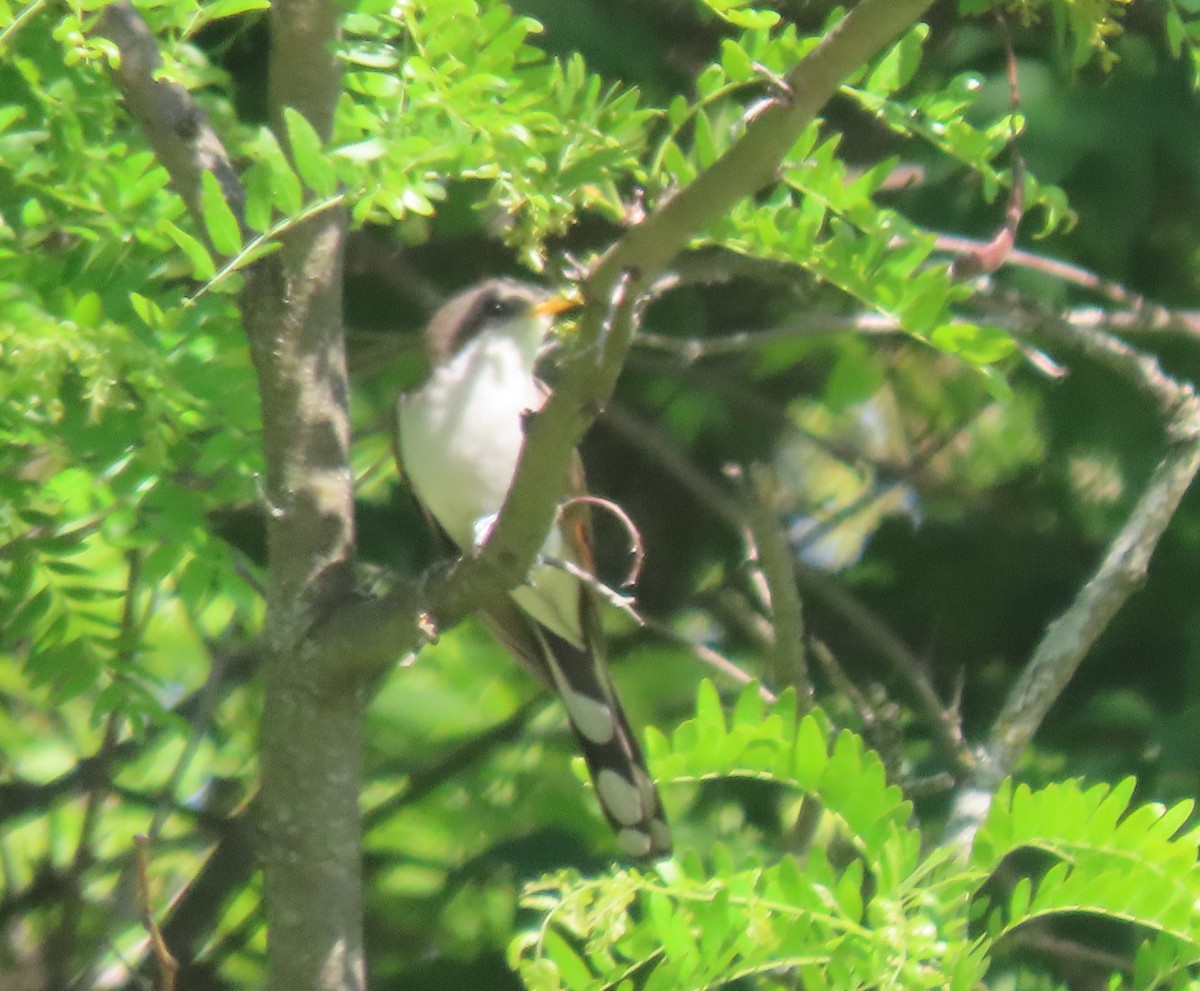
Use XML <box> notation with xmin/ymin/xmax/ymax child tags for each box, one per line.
<box><xmin>394</xmin><ymin>278</ymin><xmax>671</xmax><ymax>859</ymax></box>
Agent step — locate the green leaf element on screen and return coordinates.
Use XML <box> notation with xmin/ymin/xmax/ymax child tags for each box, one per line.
<box><xmin>235</xmin><ymin>238</ymin><xmax>283</xmax><ymax>267</ymax></box>
<box><xmin>9</xmin><ymin>586</ymin><xmax>52</xmax><ymax>639</ymax></box>
<box><xmin>71</xmin><ymin>291</ymin><xmax>102</xmax><ymax>327</ymax></box>
<box><xmin>518</xmin><ymin>958</ymin><xmax>563</xmax><ymax>991</ymax></box>
<box><xmin>242</xmin><ymin>160</ymin><xmax>275</xmax><ymax>233</ymax></box>
<box><xmin>1166</xmin><ymin>4</ymin><xmax>1185</xmax><ymax>56</ymax></box>
<box><xmin>252</xmin><ymin>127</ymin><xmax>304</xmax><ymax>215</ymax></box>
<box><xmin>720</xmin><ymin>39</ymin><xmax>753</xmax><ymax>82</ymax></box>
<box><xmin>929</xmin><ymin>323</ymin><xmax>1017</xmax><ymax>365</ymax></box>
<box><xmin>731</xmin><ymin>682</ymin><xmax>764</xmax><ymax>728</ymax></box>
<box><xmin>200</xmin><ymin>170</ymin><xmax>243</xmax><ymax>255</ymax></box>
<box><xmin>540</xmin><ymin>930</ymin><xmax>592</xmax><ymax>991</ymax></box>
<box><xmin>159</xmin><ymin>219</ymin><xmax>216</xmax><ymax>280</ymax></box>
<box><xmin>176</xmin><ymin>557</ymin><xmax>214</xmax><ymax>607</ymax></box>
<box><xmin>977</xmin><ymin>365</ymin><xmax>1014</xmax><ymax>403</ymax></box>
<box><xmin>334</xmin><ymin>137</ymin><xmax>386</xmax><ymax>162</ymax></box>
<box><xmin>694</xmin><ymin>679</ymin><xmax>726</xmax><ymax>738</ymax></box>
<box><xmin>0</xmin><ymin>105</ymin><xmax>24</xmax><ymax>133</ymax></box>
<box><xmin>865</xmin><ymin>24</ymin><xmax>929</xmax><ymax>95</ymax></box>
<box><xmin>1008</xmin><ymin>876</ymin><xmax>1031</xmax><ymax>920</ymax></box>
<box><xmin>141</xmin><ymin>543</ymin><xmax>184</xmax><ymax>587</ymax></box>
<box><xmin>196</xmin><ymin>0</ymin><xmax>269</xmax><ymax>24</ymax></box>
<box><xmin>283</xmin><ymin>106</ymin><xmax>338</xmax><ymax>197</ymax></box>
<box><xmin>833</xmin><ymin>859</ymin><xmax>864</xmax><ymax>921</ymax></box>
<box><xmin>20</xmin><ymin>197</ymin><xmax>46</xmax><ymax>227</ymax></box>
<box><xmin>825</xmin><ymin>343</ymin><xmax>885</xmax><ymax>409</ymax></box>
<box><xmin>793</xmin><ymin>714</ymin><xmax>827</xmax><ymax>789</ymax></box>
<box><xmin>721</xmin><ymin>7</ymin><xmax>780</xmax><ymax>29</ymax></box>
<box><xmin>128</xmin><ymin>291</ymin><xmax>163</xmax><ymax>327</ymax></box>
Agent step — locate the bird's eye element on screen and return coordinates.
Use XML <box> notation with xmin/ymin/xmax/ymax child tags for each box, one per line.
<box><xmin>482</xmin><ymin>294</ymin><xmax>522</xmax><ymax>320</ymax></box>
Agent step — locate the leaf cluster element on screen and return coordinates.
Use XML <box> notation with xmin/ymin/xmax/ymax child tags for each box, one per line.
<box><xmin>515</xmin><ymin>684</ymin><xmax>1200</xmax><ymax>991</ymax></box>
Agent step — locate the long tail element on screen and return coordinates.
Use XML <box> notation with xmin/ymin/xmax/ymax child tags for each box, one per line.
<box><xmin>537</xmin><ymin>627</ymin><xmax>671</xmax><ymax>859</ymax></box>
<box><xmin>482</xmin><ymin>602</ymin><xmax>671</xmax><ymax>859</ymax></box>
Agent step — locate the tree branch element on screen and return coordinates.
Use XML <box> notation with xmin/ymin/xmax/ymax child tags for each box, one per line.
<box><xmin>241</xmin><ymin>1</ymin><xmax>360</xmax><ymax>989</ymax></box>
<box><xmin>936</xmin><ymin>232</ymin><xmax>1200</xmax><ymax>336</ymax></box>
<box><xmin>314</xmin><ymin>0</ymin><xmax>937</xmax><ymax>679</ymax></box>
<box><xmin>450</xmin><ymin>0</ymin><xmax>934</xmax><ymax>640</ymax></box>
<box><xmin>733</xmin><ymin>464</ymin><xmax>812</xmax><ymax>705</ymax></box>
<box><xmin>946</xmin><ymin>317</ymin><xmax>1200</xmax><ymax>846</ymax></box>
<box><xmin>96</xmin><ymin>2</ymin><xmax>244</xmax><ymax>231</ymax></box>
<box><xmin>586</xmin><ymin>0</ymin><xmax>935</xmax><ymax>294</ymax></box>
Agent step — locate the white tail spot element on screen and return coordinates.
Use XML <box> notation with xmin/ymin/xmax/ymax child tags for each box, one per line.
<box><xmin>617</xmin><ymin>827</ymin><xmax>652</xmax><ymax>858</ymax></box>
<box><xmin>563</xmin><ymin>689</ymin><xmax>616</xmax><ymax>744</ymax></box>
<box><xmin>597</xmin><ymin>769</ymin><xmax>644</xmax><ymax>826</ymax></box>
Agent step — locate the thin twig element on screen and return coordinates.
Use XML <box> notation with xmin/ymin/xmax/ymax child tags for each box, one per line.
<box><xmin>135</xmin><ymin>835</ymin><xmax>180</xmax><ymax>991</ymax></box>
<box><xmin>600</xmin><ymin>407</ymin><xmax>798</xmax><ymax>698</ymax></box>
<box><xmin>44</xmin><ymin>710</ymin><xmax>122</xmax><ymax>988</ymax></box>
<box><xmin>539</xmin><ymin>555</ymin><xmax>643</xmax><ymax>624</ymax></box>
<box><xmin>560</xmin><ymin>494</ymin><xmax>646</xmax><ymax>587</ymax></box>
<box><xmin>186</xmin><ymin>192</ymin><xmax>345</xmax><ymax>305</ymax></box>
<box><xmin>606</xmin><ymin>404</ymin><xmax>969</xmax><ymax>764</ymax></box>
<box><xmin>639</xmin><ymin>613</ymin><xmax>777</xmax><ymax>702</ymax></box>
<box><xmin>729</xmin><ymin>464</ymin><xmax>811</xmax><ymax>706</ymax></box>
<box><xmin>939</xmin><ymin>235</ymin><xmax>1200</xmax><ymax>338</ymax></box>
<box><xmin>810</xmin><ymin>638</ymin><xmax>873</xmax><ymax>726</ymax></box>
<box><xmin>54</xmin><ymin>550</ymin><xmax>143</xmax><ymax>987</ymax></box>
<box><xmin>711</xmin><ymin>587</ymin><xmax>777</xmax><ymax>653</ymax></box>
<box><xmin>1002</xmin><ymin>929</ymin><xmax>1134</xmax><ymax>977</ymax></box>
<box><xmin>643</xmin><ymin>248</ymin><xmax>817</xmax><ymax>303</ymax></box>
<box><xmin>812</xmin><ymin>639</ymin><xmax>909</xmax><ymax>782</ymax></box>
<box><xmin>364</xmin><ymin>702</ymin><xmax>542</xmax><ymax>824</ymax></box>
<box><xmin>636</xmin><ymin>313</ymin><xmax>901</xmax><ymax>360</ymax></box>
<box><xmin>1022</xmin><ymin>310</ymin><xmax>1198</xmax><ymax>421</ymax></box>
<box><xmin>634</xmin><ymin>301</ymin><xmax>1200</xmax><ymax>364</ymax></box>
<box><xmin>125</xmin><ymin>811</ymin><xmax>258</xmax><ymax>989</ymax></box>
<box><xmin>949</xmin><ymin>13</ymin><xmax>1024</xmax><ymax>279</ymax></box>
<box><xmin>794</xmin><ymin>561</ymin><xmax>975</xmax><ymax>775</ymax></box>
<box><xmin>0</xmin><ymin>0</ymin><xmax>48</xmax><ymax>50</ymax></box>
<box><xmin>80</xmin><ymin>640</ymin><xmax>238</xmax><ymax>988</ymax></box>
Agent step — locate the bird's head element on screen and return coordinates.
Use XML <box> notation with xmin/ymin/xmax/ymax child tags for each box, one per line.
<box><xmin>425</xmin><ymin>278</ymin><xmax>578</xmax><ymax>369</ymax></box>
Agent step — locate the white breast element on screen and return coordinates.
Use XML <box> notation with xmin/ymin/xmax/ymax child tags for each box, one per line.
<box><xmin>397</xmin><ymin>331</ymin><xmax>585</xmax><ymax>645</ymax></box>
<box><xmin>398</xmin><ymin>332</ymin><xmax>541</xmax><ymax>548</ymax></box>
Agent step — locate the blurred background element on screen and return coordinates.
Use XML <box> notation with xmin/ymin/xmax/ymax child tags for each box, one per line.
<box><xmin>3</xmin><ymin>0</ymin><xmax>1200</xmax><ymax>987</ymax></box>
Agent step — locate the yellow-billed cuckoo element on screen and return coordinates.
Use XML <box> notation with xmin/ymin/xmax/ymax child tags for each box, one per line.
<box><xmin>395</xmin><ymin>279</ymin><xmax>670</xmax><ymax>859</ymax></box>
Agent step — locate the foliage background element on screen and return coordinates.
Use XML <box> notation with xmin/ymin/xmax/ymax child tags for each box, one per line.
<box><xmin>3</xmin><ymin>0</ymin><xmax>1200</xmax><ymax>988</ymax></box>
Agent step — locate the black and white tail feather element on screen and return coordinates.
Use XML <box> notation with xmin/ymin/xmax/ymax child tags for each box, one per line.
<box><xmin>403</xmin><ymin>489</ymin><xmax>671</xmax><ymax>859</ymax></box>
<box><xmin>482</xmin><ymin>596</ymin><xmax>671</xmax><ymax>860</ymax></box>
